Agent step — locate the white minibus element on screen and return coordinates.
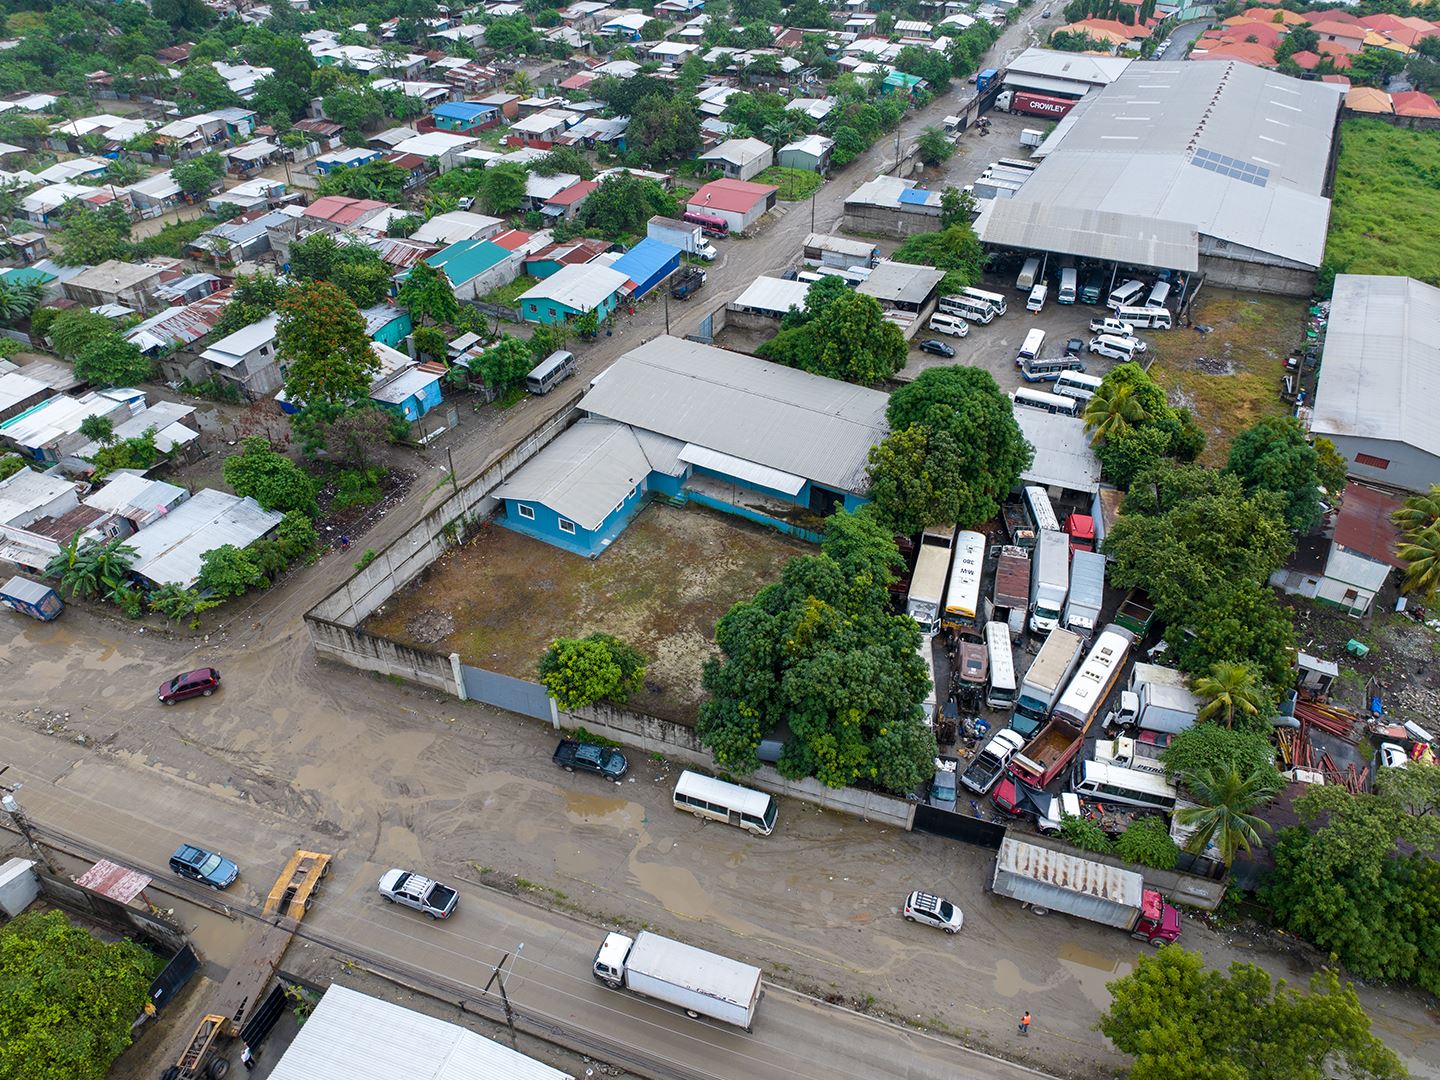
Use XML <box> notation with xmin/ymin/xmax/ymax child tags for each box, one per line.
<box><xmin>928</xmin><ymin>312</ymin><xmax>969</xmax><ymax>337</ymax></box>
<box><xmin>1106</xmin><ymin>279</ymin><xmax>1146</xmax><ymax>310</ymax></box>
<box><xmin>526</xmin><ymin>350</ymin><xmax>576</xmax><ymax>395</ymax></box>
<box><xmin>1013</xmin><ymin>388</ymin><xmax>1078</xmax><ymax>416</ymax></box>
<box><xmin>1021</xmin><ymin>356</ymin><xmax>1085</xmax><ymax>382</ymax></box>
<box><xmin>1023</xmin><ymin>484</ymin><xmax>1060</xmax><ymax>533</ymax></box>
<box><xmin>1071</xmin><ymin>758</ymin><xmax>1178</xmax><ymax>812</ymax></box>
<box><xmin>959</xmin><ymin>286</ymin><xmax>1008</xmax><ymax>316</ymax></box>
<box><xmin>1146</xmin><ymin>280</ymin><xmax>1171</xmax><ymax>309</ymax></box>
<box><xmin>985</xmin><ymin>621</ymin><xmax>1017</xmax><ymax>709</ymax></box>
<box><xmin>939</xmin><ymin>295</ymin><xmax>995</xmax><ymax>324</ymax></box>
<box><xmin>673</xmin><ymin>771</ymin><xmax>777</xmax><ymax>835</ymax></box>
<box><xmin>1054</xmin><ymin>370</ymin><xmax>1104</xmax><ymax>402</ymax></box>
<box><xmin>1016</xmin><ymin>328</ymin><xmax>1046</xmax><ymax>362</ymax></box>
<box><xmin>1115</xmin><ymin>304</ymin><xmax>1172</xmax><ymax>330</ymax></box>
<box><xmin>1026</xmin><ymin>283</ymin><xmax>1048</xmax><ymax>312</ymax></box>
<box><xmin>1016</xmin><ymin>256</ymin><xmax>1041</xmax><ymax>292</ymax></box>
<box><xmin>1057</xmin><ymin>267</ymin><xmax>1077</xmax><ymax>304</ymax></box>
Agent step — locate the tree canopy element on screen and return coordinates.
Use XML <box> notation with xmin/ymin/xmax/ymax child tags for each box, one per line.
<box><xmin>699</xmin><ymin>512</ymin><xmax>936</xmax><ymax>794</ymax></box>
<box><xmin>756</xmin><ymin>286</ymin><xmax>906</xmax><ymax>384</ymax></box>
<box><xmin>1225</xmin><ymin>415</ymin><xmax>1343</xmax><ymax>533</ymax></box>
<box><xmin>398</xmin><ymin>261</ymin><xmax>459</xmax><ymax>327</ymax></box>
<box><xmin>868</xmin><ymin>366</ymin><xmax>1033</xmax><ymax>532</ymax></box>
<box><xmin>222</xmin><ymin>436</ymin><xmax>318</xmax><ymax>517</ymax></box>
<box><xmin>575</xmin><ymin>175</ymin><xmax>679</xmax><ymax>237</ymax></box>
<box><xmin>538</xmin><ymin>633</ymin><xmax>647</xmax><ymax>711</ymax></box>
<box><xmin>277</xmin><ymin>280</ymin><xmax>378</xmax><ymax>408</ymax></box>
<box><xmin>891</xmin><ymin>223</ymin><xmax>985</xmax><ymax>295</ymax></box>
<box><xmin>1085</xmin><ymin>362</ymin><xmax>1205</xmax><ymax>487</ymax></box>
<box><xmin>0</xmin><ymin>910</ymin><xmax>162</xmax><ymax>1080</ymax></box>
<box><xmin>1101</xmin><ymin>945</ymin><xmax>1406</xmax><ymax>1080</ymax></box>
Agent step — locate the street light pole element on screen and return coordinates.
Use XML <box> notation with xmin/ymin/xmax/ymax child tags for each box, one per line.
<box><xmin>0</xmin><ymin>767</ymin><xmax>59</xmax><ymax>875</ymax></box>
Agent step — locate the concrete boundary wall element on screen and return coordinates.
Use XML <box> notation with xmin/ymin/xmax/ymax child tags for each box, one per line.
<box><xmin>307</xmin><ymin>393</ymin><xmax>583</xmax><ymax>630</ymax></box>
<box><xmin>570</xmin><ymin>701</ymin><xmax>916</xmax><ymax>829</ymax></box>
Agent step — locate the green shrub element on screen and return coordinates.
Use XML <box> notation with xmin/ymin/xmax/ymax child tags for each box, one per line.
<box><xmin>1116</xmin><ymin>814</ymin><xmax>1181</xmax><ymax>871</ymax></box>
<box><xmin>331</xmin><ymin>467</ymin><xmax>386</xmax><ymax>510</ymax></box>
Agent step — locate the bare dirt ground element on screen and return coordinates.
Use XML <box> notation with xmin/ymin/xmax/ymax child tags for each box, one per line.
<box><xmin>363</xmin><ymin>503</ymin><xmax>810</xmax><ymax>722</ymax></box>
<box><xmin>1146</xmin><ymin>289</ymin><xmax>1304</xmax><ymax>464</ymax></box>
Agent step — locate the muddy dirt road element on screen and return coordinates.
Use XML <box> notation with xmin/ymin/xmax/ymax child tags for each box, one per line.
<box><xmin>3</xmin><ymin>609</ymin><xmax>1438</xmax><ymax>1079</ymax></box>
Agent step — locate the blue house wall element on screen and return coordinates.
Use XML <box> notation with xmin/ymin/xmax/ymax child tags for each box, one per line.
<box><xmin>369</xmin><ymin>311</ymin><xmax>413</xmax><ymax>348</ymax></box>
<box><xmin>375</xmin><ymin>377</ymin><xmax>443</xmax><ymax>422</ymax></box>
<box><xmin>520</xmin><ymin>290</ymin><xmax>619</xmax><ymax>326</ymax></box>
<box><xmin>500</xmin><ymin>480</ymin><xmax>650</xmax><ymax>558</ymax></box>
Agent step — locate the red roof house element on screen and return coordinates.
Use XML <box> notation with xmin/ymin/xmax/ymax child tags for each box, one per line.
<box><xmin>1392</xmin><ymin>90</ymin><xmax>1440</xmax><ymax>118</ymax></box>
<box><xmin>685</xmin><ymin>177</ymin><xmax>779</xmax><ymax>232</ymax></box>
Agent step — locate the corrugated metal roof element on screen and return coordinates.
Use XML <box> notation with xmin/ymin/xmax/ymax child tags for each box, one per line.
<box><xmin>610</xmin><ymin>238</ymin><xmax>679</xmax><ymax>287</ymax></box>
<box><xmin>580</xmin><ymin>336</ymin><xmax>888</xmax><ymax>494</ymax></box>
<box><xmin>732</xmin><ymin>276</ymin><xmax>810</xmax><ymax>316</ymax></box>
<box><xmin>679</xmin><ymin>443</ymin><xmax>805</xmax><ymax>494</ymax></box>
<box><xmin>983</xmin><ymin>201</ymin><xmax>1199</xmax><ymax>272</ymax></box>
<box><xmin>266</xmin><ymin>984</ymin><xmax>571</xmax><ymax>1080</ymax></box>
<box><xmin>519</xmin><ymin>263</ymin><xmax>628</xmax><ymax>312</ymax></box>
<box><xmin>128</xmin><ymin>488</ymin><xmax>282</xmax><ymax>587</ymax></box>
<box><xmin>981</xmin><ymin>61</ymin><xmax>1340</xmax><ymax>269</ymax></box>
<box><xmin>370</xmin><ymin>366</ymin><xmax>440</xmax><ymax>405</ymax></box>
<box><xmin>1012</xmin><ymin>407</ymin><xmax>1100</xmax><ymax>493</ymax></box>
<box><xmin>83</xmin><ymin>472</ymin><xmax>186</xmax><ymax>526</ymax></box>
<box><xmin>494</xmin><ymin>418</ymin><xmax>650</xmax><ymax>529</ymax></box>
<box><xmin>1005</xmin><ymin>46</ymin><xmax>1133</xmax><ymax>85</ymax></box>
<box><xmin>857</xmin><ymin>261</ymin><xmax>944</xmax><ymax>305</ymax></box>
<box><xmin>997</xmin><ymin>838</ymin><xmax>1142</xmax><ymax>906</ymax></box>
<box><xmin>1311</xmin><ymin>274</ymin><xmax>1440</xmax><ymax>459</ymax></box>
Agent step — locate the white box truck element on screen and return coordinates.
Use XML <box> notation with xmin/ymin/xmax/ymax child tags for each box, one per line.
<box><xmin>1028</xmin><ymin>528</ymin><xmax>1070</xmax><ymax>634</ymax></box>
<box><xmin>646</xmin><ymin>216</ymin><xmax>717</xmax><ymax>261</ymax></box>
<box><xmin>1020</xmin><ymin>128</ymin><xmax>1044</xmax><ymax>148</ymax></box>
<box><xmin>906</xmin><ymin>524</ymin><xmax>955</xmax><ymax>633</ymax></box>
<box><xmin>1011</xmin><ymin>626</ymin><xmax>1084</xmax><ymax>737</ymax></box>
<box><xmin>1112</xmin><ymin>681</ymin><xmax>1201</xmax><ymax>734</ymax></box>
<box><xmin>593</xmin><ymin>931</ymin><xmax>763</xmax><ymax>1030</ymax></box>
<box><xmin>1063</xmin><ymin>549</ymin><xmax>1105</xmax><ymax>638</ymax></box>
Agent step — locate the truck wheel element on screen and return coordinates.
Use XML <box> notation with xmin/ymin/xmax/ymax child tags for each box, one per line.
<box><xmin>685</xmin><ymin>1009</ymin><xmax>700</xmax><ymax>1019</ymax></box>
<box><xmin>206</xmin><ymin>1056</ymin><xmax>230</xmax><ymax>1079</ymax></box>
<box><xmin>1030</xmin><ymin>905</ymin><xmax>1049</xmax><ymax>917</ymax></box>
<box><xmin>605</xmin><ymin>978</ymin><xmax>621</xmax><ymax>990</ymax></box>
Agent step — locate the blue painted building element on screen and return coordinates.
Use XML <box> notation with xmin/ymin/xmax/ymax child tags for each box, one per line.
<box><xmin>609</xmin><ymin>238</ymin><xmax>681</xmax><ymax>300</ymax></box>
<box><xmin>370</xmin><ymin>365</ymin><xmax>444</xmax><ymax>422</ymax></box>
<box><xmin>432</xmin><ymin>101</ymin><xmax>500</xmax><ymax>134</ymax></box>
<box><xmin>493</xmin><ymin>336</ymin><xmax>886</xmax><ymax>556</ymax></box>
<box><xmin>360</xmin><ymin>303</ymin><xmax>414</xmax><ymax>349</ymax></box>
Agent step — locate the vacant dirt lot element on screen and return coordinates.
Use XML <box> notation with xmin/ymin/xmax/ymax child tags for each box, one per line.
<box><xmin>1147</xmin><ymin>289</ymin><xmax>1306</xmax><ymax>464</ymax></box>
<box><xmin>363</xmin><ymin>502</ymin><xmax>812</xmax><ymax>723</ymax></box>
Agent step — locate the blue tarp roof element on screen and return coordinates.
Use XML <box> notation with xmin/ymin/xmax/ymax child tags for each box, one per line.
<box><xmin>610</xmin><ymin>237</ymin><xmax>680</xmax><ymax>287</ymax></box>
<box><xmin>433</xmin><ymin>101</ymin><xmax>498</xmax><ymax>120</ymax></box>
<box><xmin>897</xmin><ymin>188</ymin><xmax>931</xmax><ymax>205</ymax></box>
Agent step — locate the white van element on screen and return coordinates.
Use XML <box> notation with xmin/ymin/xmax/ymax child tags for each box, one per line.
<box><xmin>1088</xmin><ymin>334</ymin><xmax>1137</xmax><ymax>361</ymax></box>
<box><xmin>1017</xmin><ymin>328</ymin><xmax>1046</xmax><ymax>363</ymax></box>
<box><xmin>1026</xmin><ymin>283</ymin><xmax>1048</xmax><ymax>313</ymax></box>
<box><xmin>1106</xmin><ymin>279</ymin><xmax>1146</xmax><ymax>311</ymax></box>
<box><xmin>928</xmin><ymin>312</ymin><xmax>970</xmax><ymax>337</ymax></box>
<box><xmin>1089</xmin><ymin>315</ymin><xmax>1135</xmax><ymax>337</ymax></box>
<box><xmin>1057</xmin><ymin>267</ymin><xmax>1077</xmax><ymax>304</ymax></box>
<box><xmin>525</xmin><ymin>349</ymin><xmax>577</xmax><ymax>395</ymax></box>
<box><xmin>1146</xmin><ymin>280</ymin><xmax>1171</xmax><ymax>309</ymax></box>
<box><xmin>1116</xmin><ymin>304</ymin><xmax>1173</xmax><ymax>330</ymax></box>
<box><xmin>1016</xmin><ymin>256</ymin><xmax>1041</xmax><ymax>292</ymax></box>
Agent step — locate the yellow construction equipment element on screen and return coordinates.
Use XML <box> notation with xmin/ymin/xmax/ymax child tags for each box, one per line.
<box><xmin>262</xmin><ymin>849</ymin><xmax>331</xmax><ymax>919</ymax></box>
<box><xmin>164</xmin><ymin>1013</ymin><xmax>229</xmax><ymax>1079</ymax></box>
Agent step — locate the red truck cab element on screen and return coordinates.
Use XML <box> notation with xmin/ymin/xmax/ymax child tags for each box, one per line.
<box><xmin>1065</xmin><ymin>513</ymin><xmax>1095</xmax><ymax>553</ymax></box>
<box><xmin>1134</xmin><ymin>888</ymin><xmax>1182</xmax><ymax>945</ymax></box>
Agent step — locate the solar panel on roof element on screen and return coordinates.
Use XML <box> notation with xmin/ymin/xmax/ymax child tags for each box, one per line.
<box><xmin>1190</xmin><ymin>145</ymin><xmax>1270</xmax><ymax>186</ymax></box>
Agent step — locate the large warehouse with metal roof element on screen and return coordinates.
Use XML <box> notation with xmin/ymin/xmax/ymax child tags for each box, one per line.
<box><xmin>977</xmin><ymin>61</ymin><xmax>1344</xmax><ymax>296</ymax></box>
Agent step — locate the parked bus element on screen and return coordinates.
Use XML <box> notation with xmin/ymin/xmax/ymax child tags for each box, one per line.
<box><xmin>907</xmin><ymin>523</ymin><xmax>956</xmax><ymax>632</ymax></box>
<box><xmin>1016</xmin><ymin>257</ymin><xmax>1041</xmax><ymax>292</ymax></box>
<box><xmin>959</xmin><ymin>287</ymin><xmax>1008</xmax><ymax>317</ymax></box>
<box><xmin>526</xmin><ymin>350</ymin><xmax>576</xmax><ymax>395</ymax></box>
<box><xmin>1054</xmin><ymin>370</ymin><xmax>1104</xmax><ymax>402</ymax></box>
<box><xmin>928</xmin><ymin>312</ymin><xmax>970</xmax><ymax>338</ymax></box>
<box><xmin>941</xmin><ymin>530</ymin><xmax>986</xmax><ymax>631</ymax></box>
<box><xmin>682</xmin><ymin>211</ymin><xmax>729</xmax><ymax>239</ymax></box>
<box><xmin>798</xmin><ymin>266</ymin><xmax>868</xmax><ymax>287</ymax></box>
<box><xmin>985</xmin><ymin>621</ymin><xmax>1017</xmax><ymax>709</ymax></box>
<box><xmin>1071</xmin><ymin>759</ymin><xmax>1178</xmax><ymax>812</ymax></box>
<box><xmin>939</xmin><ymin>295</ymin><xmax>996</xmax><ymax>324</ymax></box>
<box><xmin>1057</xmin><ymin>267</ymin><xmax>1078</xmax><ymax>305</ymax></box>
<box><xmin>1106</xmin><ymin>279</ymin><xmax>1146</xmax><ymax>310</ymax></box>
<box><xmin>1016</xmin><ymin>328</ymin><xmax>1046</xmax><ymax>362</ymax></box>
<box><xmin>1023</xmin><ymin>485</ymin><xmax>1060</xmax><ymax>534</ymax></box>
<box><xmin>1115</xmin><ymin>304</ymin><xmax>1172</xmax><ymax>330</ymax></box>
<box><xmin>1051</xmin><ymin>624</ymin><xmax>1137</xmax><ymax>731</ymax></box>
<box><xmin>1021</xmin><ymin>356</ymin><xmax>1085</xmax><ymax>382</ymax></box>
<box><xmin>1013</xmin><ymin>388</ymin><xmax>1078</xmax><ymax>416</ymax></box>
<box><xmin>673</xmin><ymin>770</ymin><xmax>777</xmax><ymax>835</ymax></box>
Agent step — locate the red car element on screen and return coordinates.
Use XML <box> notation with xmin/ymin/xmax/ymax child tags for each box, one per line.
<box><xmin>158</xmin><ymin>667</ymin><xmax>221</xmax><ymax>705</ymax></box>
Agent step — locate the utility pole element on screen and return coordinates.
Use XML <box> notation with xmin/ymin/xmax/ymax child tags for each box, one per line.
<box><xmin>482</xmin><ymin>944</ymin><xmax>524</xmax><ymax>1047</ymax></box>
<box><xmin>0</xmin><ymin>767</ymin><xmax>59</xmax><ymax>875</ymax></box>
<box><xmin>446</xmin><ymin>445</ymin><xmax>459</xmax><ymax>497</ymax></box>
<box><xmin>811</xmin><ymin>185</ymin><xmax>817</xmax><ymax>233</ymax></box>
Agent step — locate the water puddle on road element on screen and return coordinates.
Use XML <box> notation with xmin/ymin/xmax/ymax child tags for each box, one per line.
<box><xmin>992</xmin><ymin>958</ymin><xmax>1049</xmax><ymax>998</ymax></box>
<box><xmin>1057</xmin><ymin>943</ymin><xmax>1132</xmax><ymax>1008</ymax></box>
<box><xmin>562</xmin><ymin>791</ymin><xmax>644</xmax><ymax>828</ymax></box>
<box><xmin>626</xmin><ymin>856</ymin><xmax>759</xmax><ymax>937</ymax></box>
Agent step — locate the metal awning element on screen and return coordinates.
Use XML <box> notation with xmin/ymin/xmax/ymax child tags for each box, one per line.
<box><xmin>678</xmin><ymin>443</ymin><xmax>806</xmax><ymax>495</ymax></box>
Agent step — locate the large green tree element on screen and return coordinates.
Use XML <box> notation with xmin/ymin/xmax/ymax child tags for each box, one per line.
<box><xmin>576</xmin><ymin>175</ymin><xmax>679</xmax><ymax>237</ymax></box>
<box><xmin>1172</xmin><ymin>765</ymin><xmax>1277</xmax><ymax>865</ymax></box>
<box><xmin>477</xmin><ymin>163</ymin><xmax>528</xmax><ymax>216</ymax></box>
<box><xmin>1162</xmin><ymin>724</ymin><xmax>1283</xmax><ymax>792</ymax></box>
<box><xmin>0</xmin><ymin>910</ymin><xmax>163</xmax><ymax>1080</ymax></box>
<box><xmin>868</xmin><ymin>366</ymin><xmax>1033</xmax><ymax>531</ymax></box>
<box><xmin>538</xmin><ymin>633</ymin><xmax>647</xmax><ymax>711</ymax></box>
<box><xmin>171</xmin><ymin>152</ymin><xmax>226</xmax><ymax>199</ymax></box>
<box><xmin>756</xmin><ymin>289</ymin><xmax>906</xmax><ymax>384</ymax></box>
<box><xmin>1263</xmin><ymin>771</ymin><xmax>1440</xmax><ymax>994</ymax></box>
<box><xmin>699</xmin><ymin>531</ymin><xmax>936</xmax><ymax>794</ymax></box>
<box><xmin>277</xmin><ymin>280</ymin><xmax>378</xmax><ymax>408</ymax></box>
<box><xmin>398</xmin><ymin>261</ymin><xmax>459</xmax><ymax>327</ymax></box>
<box><xmin>1225</xmin><ymin>415</ymin><xmax>1339</xmax><ymax>533</ymax></box>
<box><xmin>56</xmin><ymin>203</ymin><xmax>132</xmax><ymax>267</ymax></box>
<box><xmin>1100</xmin><ymin>945</ymin><xmax>1406</xmax><ymax>1080</ymax></box>
<box><xmin>891</xmin><ymin>223</ymin><xmax>985</xmax><ymax>295</ymax></box>
<box><xmin>72</xmin><ymin>334</ymin><xmax>153</xmax><ymax>388</ymax></box>
<box><xmin>222</xmin><ymin>436</ymin><xmax>318</xmax><ymax>517</ymax></box>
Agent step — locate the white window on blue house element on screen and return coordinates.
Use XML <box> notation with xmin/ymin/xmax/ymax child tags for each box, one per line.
<box><xmin>517</xmin><ymin>503</ymin><xmax>535</xmax><ymax>520</ymax></box>
<box><xmin>558</xmin><ymin>518</ymin><xmax>576</xmax><ymax>534</ymax></box>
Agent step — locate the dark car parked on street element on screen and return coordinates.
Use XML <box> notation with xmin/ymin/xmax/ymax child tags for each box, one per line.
<box><xmin>919</xmin><ymin>339</ymin><xmax>956</xmax><ymax>358</ymax></box>
<box><xmin>170</xmin><ymin>843</ymin><xmax>239</xmax><ymax>889</ymax></box>
<box><xmin>553</xmin><ymin>738</ymin><xmax>629</xmax><ymax>779</ymax></box>
<box><xmin>158</xmin><ymin>667</ymin><xmax>221</xmax><ymax>705</ymax></box>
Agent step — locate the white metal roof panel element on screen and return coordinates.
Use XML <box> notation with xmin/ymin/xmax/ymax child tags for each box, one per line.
<box><xmin>1006</xmin><ymin>47</ymin><xmax>1133</xmax><ymax>85</ymax></box>
<box><xmin>732</xmin><ymin>276</ymin><xmax>810</xmax><ymax>316</ymax></box>
<box><xmin>984</xmin><ymin>200</ymin><xmax>1198</xmax><ymax>272</ymax></box>
<box><xmin>579</xmin><ymin>336</ymin><xmax>889</xmax><ymax>494</ymax></box>
<box><xmin>1310</xmin><ymin>274</ymin><xmax>1440</xmax><ymax>458</ymax></box>
<box><xmin>266</xmin><ymin>984</ymin><xmax>570</xmax><ymax>1080</ymax></box>
<box><xmin>494</xmin><ymin>418</ymin><xmax>649</xmax><ymax>530</ymax></box>
<box><xmin>1012</xmin><ymin>408</ymin><xmax>1101</xmax><ymax>493</ymax></box>
<box><xmin>678</xmin><ymin>443</ymin><xmax>805</xmax><ymax>494</ymax></box>
<box><xmin>127</xmin><ymin>488</ymin><xmax>281</xmax><ymax>587</ymax></box>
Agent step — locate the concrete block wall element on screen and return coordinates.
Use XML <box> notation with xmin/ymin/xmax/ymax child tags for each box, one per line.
<box><xmin>309</xmin><ymin>618</ymin><xmax>460</xmax><ymax>694</ymax></box>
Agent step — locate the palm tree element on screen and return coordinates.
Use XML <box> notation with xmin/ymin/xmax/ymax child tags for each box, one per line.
<box><xmin>1392</xmin><ymin>485</ymin><xmax>1440</xmax><ymax>537</ymax></box>
<box><xmin>93</xmin><ymin>538</ymin><xmax>138</xmax><ymax>596</ymax></box>
<box><xmin>1397</xmin><ymin>526</ymin><xmax>1440</xmax><ymax>601</ymax></box>
<box><xmin>1082</xmin><ymin>380</ymin><xmax>1148</xmax><ymax>444</ymax></box>
<box><xmin>1192</xmin><ymin>661</ymin><xmax>1266</xmax><ymax>729</ymax></box>
<box><xmin>1173</xmin><ymin>766</ymin><xmax>1277</xmax><ymax>865</ymax></box>
<box><xmin>43</xmin><ymin>529</ymin><xmax>84</xmax><ymax>587</ymax></box>
<box><xmin>506</xmin><ymin>71</ymin><xmax>534</xmax><ymax>96</ymax></box>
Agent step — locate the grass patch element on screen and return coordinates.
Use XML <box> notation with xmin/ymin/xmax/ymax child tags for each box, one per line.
<box><xmin>1146</xmin><ymin>289</ymin><xmax>1302</xmax><ymax>465</ymax></box>
<box><xmin>1323</xmin><ymin>119</ymin><xmax>1440</xmax><ymax>292</ymax></box>
<box><xmin>132</xmin><ymin>216</ymin><xmax>217</xmax><ymax>259</ymax></box>
<box><xmin>495</xmin><ymin>385</ymin><xmax>526</xmax><ymax>409</ymax></box>
<box><xmin>755</xmin><ymin>166</ymin><xmax>823</xmax><ymax>201</ymax></box>
<box><xmin>482</xmin><ymin>274</ymin><xmax>539</xmax><ymax>307</ymax></box>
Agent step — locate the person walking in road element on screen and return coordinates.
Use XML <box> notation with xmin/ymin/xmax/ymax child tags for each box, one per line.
<box><xmin>1018</xmin><ymin>1011</ymin><xmax>1032</xmax><ymax>1036</ymax></box>
<box><xmin>241</xmin><ymin>1045</ymin><xmax>255</xmax><ymax>1071</ymax></box>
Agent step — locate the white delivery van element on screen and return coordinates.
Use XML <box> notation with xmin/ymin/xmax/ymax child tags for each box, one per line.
<box><xmin>1017</xmin><ymin>328</ymin><xmax>1046</xmax><ymax>363</ymax></box>
<box><xmin>1089</xmin><ymin>334</ymin><xmax>1137</xmax><ymax>361</ymax></box>
<box><xmin>928</xmin><ymin>312</ymin><xmax>970</xmax><ymax>337</ymax></box>
<box><xmin>1106</xmin><ymin>280</ymin><xmax>1146</xmax><ymax>310</ymax></box>
<box><xmin>1026</xmin><ymin>283</ymin><xmax>1048</xmax><ymax>313</ymax></box>
<box><xmin>1057</xmin><ymin>267</ymin><xmax>1077</xmax><ymax>304</ymax></box>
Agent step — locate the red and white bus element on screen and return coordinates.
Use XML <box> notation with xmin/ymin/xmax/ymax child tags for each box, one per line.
<box><xmin>683</xmin><ymin>211</ymin><xmax>729</xmax><ymax>239</ymax></box>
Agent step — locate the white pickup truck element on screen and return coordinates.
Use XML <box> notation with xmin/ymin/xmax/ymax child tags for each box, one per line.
<box><xmin>377</xmin><ymin>869</ymin><xmax>459</xmax><ymax>919</ymax></box>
